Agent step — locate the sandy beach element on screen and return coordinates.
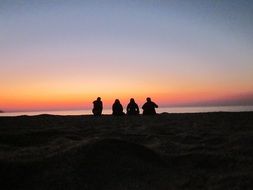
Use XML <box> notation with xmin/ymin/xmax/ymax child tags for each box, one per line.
<box><xmin>0</xmin><ymin>112</ymin><xmax>253</xmax><ymax>189</ymax></box>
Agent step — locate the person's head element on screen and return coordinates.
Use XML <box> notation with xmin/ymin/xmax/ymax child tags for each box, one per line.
<box><xmin>146</xmin><ymin>97</ymin><xmax>151</xmax><ymax>102</ymax></box>
<box><xmin>115</xmin><ymin>99</ymin><xmax>120</xmax><ymax>103</ymax></box>
<box><xmin>130</xmin><ymin>98</ymin><xmax>135</xmax><ymax>103</ymax></box>
<box><xmin>97</xmin><ymin>97</ymin><xmax>101</xmax><ymax>101</ymax></box>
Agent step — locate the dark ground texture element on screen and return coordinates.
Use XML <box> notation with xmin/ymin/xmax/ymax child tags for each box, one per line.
<box><xmin>0</xmin><ymin>112</ymin><xmax>253</xmax><ymax>190</ymax></box>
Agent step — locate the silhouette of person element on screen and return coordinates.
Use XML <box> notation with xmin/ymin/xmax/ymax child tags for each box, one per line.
<box><xmin>142</xmin><ymin>97</ymin><xmax>158</xmax><ymax>115</ymax></box>
<box><xmin>112</xmin><ymin>99</ymin><xmax>125</xmax><ymax>116</ymax></box>
<box><xmin>127</xmin><ymin>98</ymin><xmax>139</xmax><ymax>115</ymax></box>
<box><xmin>92</xmin><ymin>97</ymin><xmax>103</xmax><ymax>116</ymax></box>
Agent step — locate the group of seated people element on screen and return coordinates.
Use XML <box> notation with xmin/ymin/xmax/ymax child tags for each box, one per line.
<box><xmin>92</xmin><ymin>97</ymin><xmax>158</xmax><ymax>116</ymax></box>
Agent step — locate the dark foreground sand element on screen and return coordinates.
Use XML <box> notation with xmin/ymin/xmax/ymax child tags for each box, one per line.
<box><xmin>0</xmin><ymin>112</ymin><xmax>253</xmax><ymax>190</ymax></box>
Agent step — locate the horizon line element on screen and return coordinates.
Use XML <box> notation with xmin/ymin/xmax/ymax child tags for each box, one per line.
<box><xmin>2</xmin><ymin>104</ymin><xmax>253</xmax><ymax>113</ymax></box>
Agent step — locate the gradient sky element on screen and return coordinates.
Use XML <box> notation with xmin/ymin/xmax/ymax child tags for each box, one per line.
<box><xmin>1</xmin><ymin>0</ymin><xmax>253</xmax><ymax>111</ymax></box>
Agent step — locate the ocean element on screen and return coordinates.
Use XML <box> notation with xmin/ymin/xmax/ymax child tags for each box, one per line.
<box><xmin>1</xmin><ymin>105</ymin><xmax>253</xmax><ymax>116</ymax></box>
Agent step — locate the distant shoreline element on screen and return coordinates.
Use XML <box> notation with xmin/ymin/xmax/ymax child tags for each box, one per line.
<box><xmin>1</xmin><ymin>105</ymin><xmax>253</xmax><ymax>117</ymax></box>
<box><xmin>1</xmin><ymin>111</ymin><xmax>253</xmax><ymax>118</ymax></box>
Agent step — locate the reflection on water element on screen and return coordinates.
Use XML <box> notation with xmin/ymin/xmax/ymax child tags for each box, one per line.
<box><xmin>1</xmin><ymin>106</ymin><xmax>253</xmax><ymax>116</ymax></box>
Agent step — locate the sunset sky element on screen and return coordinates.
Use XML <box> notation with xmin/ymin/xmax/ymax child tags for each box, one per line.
<box><xmin>1</xmin><ymin>0</ymin><xmax>253</xmax><ymax>112</ymax></box>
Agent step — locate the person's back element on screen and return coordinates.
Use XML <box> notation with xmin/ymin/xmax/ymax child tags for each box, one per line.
<box><xmin>127</xmin><ymin>98</ymin><xmax>139</xmax><ymax>115</ymax></box>
<box><xmin>142</xmin><ymin>97</ymin><xmax>158</xmax><ymax>115</ymax></box>
<box><xmin>112</xmin><ymin>99</ymin><xmax>125</xmax><ymax>116</ymax></box>
<box><xmin>92</xmin><ymin>97</ymin><xmax>103</xmax><ymax>116</ymax></box>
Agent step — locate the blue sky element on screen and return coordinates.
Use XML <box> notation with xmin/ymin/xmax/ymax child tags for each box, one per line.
<box><xmin>1</xmin><ymin>0</ymin><xmax>253</xmax><ymax>111</ymax></box>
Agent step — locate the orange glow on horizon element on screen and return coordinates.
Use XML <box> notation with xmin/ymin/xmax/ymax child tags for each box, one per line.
<box><xmin>1</xmin><ymin>1</ymin><xmax>253</xmax><ymax>112</ymax></box>
<box><xmin>1</xmin><ymin>88</ymin><xmax>253</xmax><ymax>112</ymax></box>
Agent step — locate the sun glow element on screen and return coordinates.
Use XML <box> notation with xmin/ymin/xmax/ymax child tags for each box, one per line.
<box><xmin>1</xmin><ymin>1</ymin><xmax>253</xmax><ymax>112</ymax></box>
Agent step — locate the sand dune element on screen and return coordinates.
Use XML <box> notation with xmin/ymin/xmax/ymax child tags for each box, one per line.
<box><xmin>0</xmin><ymin>112</ymin><xmax>253</xmax><ymax>189</ymax></box>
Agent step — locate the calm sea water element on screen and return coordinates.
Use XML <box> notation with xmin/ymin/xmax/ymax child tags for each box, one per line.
<box><xmin>1</xmin><ymin>106</ymin><xmax>253</xmax><ymax>116</ymax></box>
